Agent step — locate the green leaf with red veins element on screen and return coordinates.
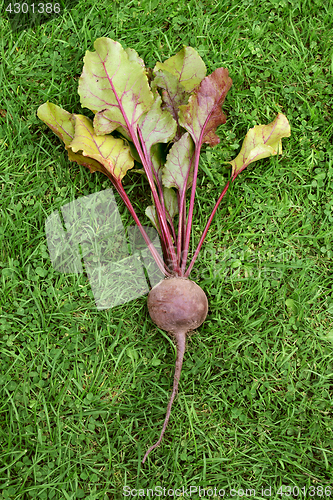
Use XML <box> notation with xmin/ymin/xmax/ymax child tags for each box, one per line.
<box><xmin>154</xmin><ymin>46</ymin><xmax>206</xmax><ymax>92</ymax></box>
<box><xmin>69</xmin><ymin>114</ymin><xmax>134</xmax><ymax>182</ymax></box>
<box><xmin>178</xmin><ymin>68</ymin><xmax>232</xmax><ymax>147</ymax></box>
<box><xmin>162</xmin><ymin>133</ymin><xmax>195</xmax><ymax>192</ymax></box>
<box><xmin>138</xmin><ymin>95</ymin><xmax>177</xmax><ymax>156</ymax></box>
<box><xmin>125</xmin><ymin>47</ymin><xmax>146</xmax><ymax>69</ymax></box>
<box><xmin>145</xmin><ymin>205</ymin><xmax>160</xmax><ymax>232</ymax></box>
<box><xmin>78</xmin><ymin>37</ymin><xmax>154</xmax><ymax>137</ymax></box>
<box><xmin>93</xmin><ymin>48</ymin><xmax>147</xmax><ymax>136</ymax></box>
<box><xmin>37</xmin><ymin>101</ymin><xmax>104</xmax><ymax>172</ymax></box>
<box><xmin>151</xmin><ymin>143</ymin><xmax>167</xmax><ymax>183</ymax></box>
<box><xmin>93</xmin><ymin>111</ymin><xmax>120</xmax><ymax>136</ymax></box>
<box><xmin>229</xmin><ymin>113</ymin><xmax>291</xmax><ymax>178</ymax></box>
<box><xmin>163</xmin><ymin>187</ymin><xmax>178</xmax><ymax>219</ymax></box>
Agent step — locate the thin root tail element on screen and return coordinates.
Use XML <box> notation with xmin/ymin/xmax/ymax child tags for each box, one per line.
<box><xmin>141</xmin><ymin>331</ymin><xmax>186</xmax><ymax>464</ymax></box>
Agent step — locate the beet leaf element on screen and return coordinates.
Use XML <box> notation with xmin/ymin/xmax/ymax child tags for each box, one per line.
<box><xmin>229</xmin><ymin>113</ymin><xmax>291</xmax><ymax>178</ymax></box>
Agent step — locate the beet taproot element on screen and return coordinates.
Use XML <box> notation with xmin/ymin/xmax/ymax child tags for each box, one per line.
<box><xmin>142</xmin><ymin>277</ymin><xmax>208</xmax><ymax>463</ymax></box>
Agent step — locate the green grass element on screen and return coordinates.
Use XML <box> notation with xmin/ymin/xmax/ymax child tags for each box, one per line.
<box><xmin>0</xmin><ymin>0</ymin><xmax>333</xmax><ymax>498</ymax></box>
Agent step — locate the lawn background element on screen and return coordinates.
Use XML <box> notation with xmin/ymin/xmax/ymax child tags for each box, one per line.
<box><xmin>0</xmin><ymin>0</ymin><xmax>333</xmax><ymax>498</ymax></box>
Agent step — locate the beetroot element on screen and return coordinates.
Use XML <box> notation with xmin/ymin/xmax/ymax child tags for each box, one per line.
<box><xmin>38</xmin><ymin>37</ymin><xmax>291</xmax><ymax>464</ymax></box>
<box><xmin>148</xmin><ymin>278</ymin><xmax>208</xmax><ymax>334</ymax></box>
<box><xmin>142</xmin><ymin>277</ymin><xmax>208</xmax><ymax>463</ymax></box>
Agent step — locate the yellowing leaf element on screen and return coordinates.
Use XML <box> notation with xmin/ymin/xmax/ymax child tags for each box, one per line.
<box><xmin>69</xmin><ymin>115</ymin><xmax>134</xmax><ymax>182</ymax></box>
<box><xmin>37</xmin><ymin>101</ymin><xmax>74</xmax><ymax>146</ymax></box>
<box><xmin>37</xmin><ymin>101</ymin><xmax>104</xmax><ymax>172</ymax></box>
<box><xmin>154</xmin><ymin>46</ymin><xmax>206</xmax><ymax>92</ymax></box>
<box><xmin>78</xmin><ymin>37</ymin><xmax>154</xmax><ymax>135</ymax></box>
<box><xmin>66</xmin><ymin>148</ymin><xmax>105</xmax><ymax>173</ymax></box>
<box><xmin>229</xmin><ymin>113</ymin><xmax>291</xmax><ymax>178</ymax></box>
